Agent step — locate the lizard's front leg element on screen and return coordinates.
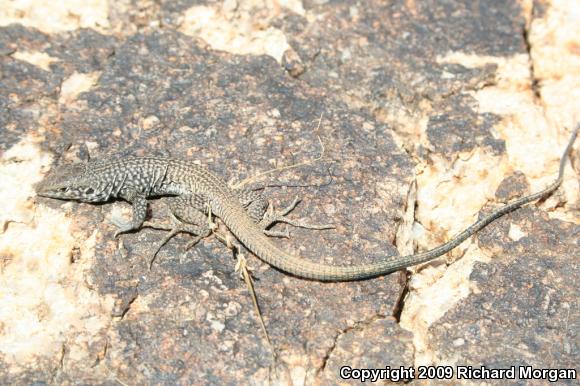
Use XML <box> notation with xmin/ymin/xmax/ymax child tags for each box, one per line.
<box><xmin>112</xmin><ymin>190</ymin><xmax>148</xmax><ymax>237</ymax></box>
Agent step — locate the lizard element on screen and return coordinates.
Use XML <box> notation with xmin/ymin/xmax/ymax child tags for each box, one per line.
<box><xmin>35</xmin><ymin>123</ymin><xmax>578</xmax><ymax>281</ymax></box>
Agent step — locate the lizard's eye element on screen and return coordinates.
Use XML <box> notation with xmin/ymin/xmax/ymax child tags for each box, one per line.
<box><xmin>85</xmin><ymin>188</ymin><xmax>95</xmax><ymax>195</ymax></box>
<box><xmin>59</xmin><ymin>187</ymin><xmax>68</xmax><ymax>192</ymax></box>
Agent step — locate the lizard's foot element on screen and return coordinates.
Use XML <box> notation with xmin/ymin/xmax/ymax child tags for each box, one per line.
<box><xmin>184</xmin><ymin>235</ymin><xmax>204</xmax><ymax>251</ymax></box>
<box><xmin>259</xmin><ymin>198</ymin><xmax>335</xmax><ymax>236</ymax></box>
<box><xmin>111</xmin><ymin>193</ymin><xmax>148</xmax><ymax>238</ymax></box>
<box><xmin>180</xmin><ymin>225</ymin><xmax>212</xmax><ymax>263</ymax></box>
<box><xmin>264</xmin><ymin>227</ymin><xmax>290</xmax><ymax>238</ymax></box>
<box><xmin>147</xmin><ymin>227</ymin><xmax>181</xmax><ymax>270</ymax></box>
<box><xmin>142</xmin><ymin>219</ymin><xmax>211</xmax><ymax>269</ymax></box>
<box><xmin>181</xmin><ymin>235</ymin><xmax>205</xmax><ymax>264</ymax></box>
<box><xmin>111</xmin><ymin>217</ymin><xmax>140</xmax><ymax>238</ymax></box>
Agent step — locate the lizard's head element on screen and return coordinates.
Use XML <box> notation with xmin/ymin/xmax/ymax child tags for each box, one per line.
<box><xmin>35</xmin><ymin>162</ymin><xmax>108</xmax><ymax>202</ymax></box>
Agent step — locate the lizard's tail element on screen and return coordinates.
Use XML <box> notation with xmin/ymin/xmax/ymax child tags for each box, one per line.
<box><xmin>226</xmin><ymin>123</ymin><xmax>578</xmax><ymax>281</ymax></box>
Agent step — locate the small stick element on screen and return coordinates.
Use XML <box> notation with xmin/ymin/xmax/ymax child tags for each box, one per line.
<box><xmin>233</xmin><ymin>113</ymin><xmax>326</xmax><ymax>189</ymax></box>
<box><xmin>212</xmin><ymin>223</ymin><xmax>277</xmax><ymax>360</ymax></box>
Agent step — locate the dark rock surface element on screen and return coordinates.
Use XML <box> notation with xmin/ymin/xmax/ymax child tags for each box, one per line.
<box><xmin>430</xmin><ymin>207</ymin><xmax>578</xmax><ymax>382</ymax></box>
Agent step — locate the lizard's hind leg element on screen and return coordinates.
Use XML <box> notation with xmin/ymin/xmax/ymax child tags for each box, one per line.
<box><xmin>236</xmin><ymin>188</ymin><xmax>269</xmax><ymax>222</ymax></box>
<box><xmin>236</xmin><ymin>188</ymin><xmax>334</xmax><ymax>238</ymax></box>
<box><xmin>142</xmin><ymin>195</ymin><xmax>212</xmax><ymax>268</ymax></box>
<box><xmin>259</xmin><ymin>197</ymin><xmax>335</xmax><ymax>237</ymax></box>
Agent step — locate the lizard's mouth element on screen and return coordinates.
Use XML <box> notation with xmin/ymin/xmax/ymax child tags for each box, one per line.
<box><xmin>35</xmin><ymin>188</ymin><xmax>73</xmax><ymax>199</ymax></box>
<box><xmin>35</xmin><ymin>181</ymin><xmax>78</xmax><ymax>200</ymax></box>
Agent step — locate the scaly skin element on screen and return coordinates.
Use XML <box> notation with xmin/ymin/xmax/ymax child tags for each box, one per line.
<box><xmin>36</xmin><ymin>124</ymin><xmax>578</xmax><ymax>281</ymax></box>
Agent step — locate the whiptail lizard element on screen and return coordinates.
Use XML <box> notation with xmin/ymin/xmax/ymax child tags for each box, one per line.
<box><xmin>36</xmin><ymin>124</ymin><xmax>578</xmax><ymax>281</ymax></box>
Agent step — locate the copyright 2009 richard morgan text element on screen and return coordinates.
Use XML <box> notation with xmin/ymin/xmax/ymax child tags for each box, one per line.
<box><xmin>339</xmin><ymin>365</ymin><xmax>576</xmax><ymax>383</ymax></box>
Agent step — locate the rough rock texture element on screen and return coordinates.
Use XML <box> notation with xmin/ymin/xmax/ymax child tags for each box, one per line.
<box><xmin>1</xmin><ymin>0</ymin><xmax>578</xmax><ymax>384</ymax></box>
<box><xmin>430</xmin><ymin>206</ymin><xmax>578</xmax><ymax>372</ymax></box>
